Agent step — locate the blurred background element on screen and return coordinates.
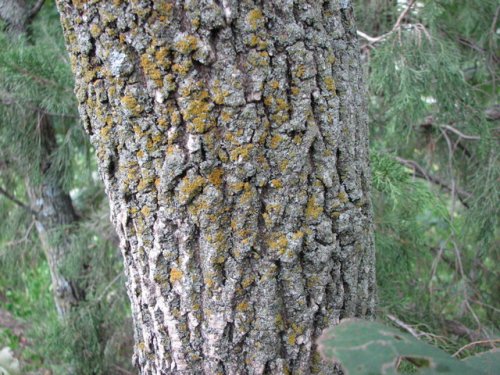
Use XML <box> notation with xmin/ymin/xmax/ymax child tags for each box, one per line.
<box><xmin>0</xmin><ymin>0</ymin><xmax>498</xmax><ymax>373</ymax></box>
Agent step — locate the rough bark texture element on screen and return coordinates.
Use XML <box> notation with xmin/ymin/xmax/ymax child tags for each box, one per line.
<box><xmin>0</xmin><ymin>0</ymin><xmax>84</xmax><ymax>318</ymax></box>
<box><xmin>56</xmin><ymin>0</ymin><xmax>376</xmax><ymax>373</ymax></box>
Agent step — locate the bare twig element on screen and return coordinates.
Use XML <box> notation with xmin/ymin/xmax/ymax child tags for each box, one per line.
<box><xmin>440</xmin><ymin>129</ymin><xmax>457</xmax><ymax>215</ymax></box>
<box><xmin>452</xmin><ymin>339</ymin><xmax>500</xmax><ymax>357</ymax></box>
<box><xmin>357</xmin><ymin>0</ymin><xmax>416</xmax><ymax>44</ymax></box>
<box><xmin>4</xmin><ymin>220</ymin><xmax>35</xmax><ymax>247</ymax></box>
<box><xmin>95</xmin><ymin>273</ymin><xmax>123</xmax><ymax>303</ymax></box>
<box><xmin>442</xmin><ymin>125</ymin><xmax>481</xmax><ymax>140</ymax></box>
<box><xmin>387</xmin><ymin>314</ymin><xmax>420</xmax><ymax>339</ymax></box>
<box><xmin>395</xmin><ymin>157</ymin><xmax>472</xmax><ymax>206</ymax></box>
<box><xmin>112</xmin><ymin>364</ymin><xmax>135</xmax><ymax>375</ymax></box>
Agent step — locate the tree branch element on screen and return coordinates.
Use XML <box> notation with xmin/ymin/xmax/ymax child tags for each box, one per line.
<box><xmin>357</xmin><ymin>0</ymin><xmax>416</xmax><ymax>44</ymax></box>
<box><xmin>452</xmin><ymin>339</ymin><xmax>500</xmax><ymax>357</ymax></box>
<box><xmin>395</xmin><ymin>157</ymin><xmax>472</xmax><ymax>207</ymax></box>
<box><xmin>0</xmin><ymin>185</ymin><xmax>37</xmax><ymax>216</ymax></box>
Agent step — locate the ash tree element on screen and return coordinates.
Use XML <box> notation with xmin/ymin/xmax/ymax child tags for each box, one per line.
<box><xmin>56</xmin><ymin>0</ymin><xmax>375</xmax><ymax>373</ymax></box>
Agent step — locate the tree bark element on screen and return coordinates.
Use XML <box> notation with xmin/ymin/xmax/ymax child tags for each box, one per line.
<box><xmin>1</xmin><ymin>0</ymin><xmax>84</xmax><ymax>318</ymax></box>
<box><xmin>56</xmin><ymin>0</ymin><xmax>376</xmax><ymax>373</ymax></box>
<box><xmin>25</xmin><ymin>111</ymin><xmax>84</xmax><ymax>317</ymax></box>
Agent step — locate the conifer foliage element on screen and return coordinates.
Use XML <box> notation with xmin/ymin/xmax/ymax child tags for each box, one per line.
<box><xmin>354</xmin><ymin>0</ymin><xmax>499</xmax><ymax>352</ymax></box>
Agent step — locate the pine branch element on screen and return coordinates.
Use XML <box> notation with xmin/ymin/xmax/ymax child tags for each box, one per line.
<box><xmin>0</xmin><ymin>185</ymin><xmax>37</xmax><ymax>216</ymax></box>
<box><xmin>0</xmin><ymin>91</ymin><xmax>79</xmax><ymax>118</ymax></box>
<box><xmin>396</xmin><ymin>157</ymin><xmax>472</xmax><ymax>207</ymax></box>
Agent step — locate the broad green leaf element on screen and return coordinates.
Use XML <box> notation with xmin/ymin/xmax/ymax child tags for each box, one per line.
<box><xmin>462</xmin><ymin>349</ymin><xmax>500</xmax><ymax>375</ymax></box>
<box><xmin>318</xmin><ymin>319</ymin><xmax>487</xmax><ymax>375</ymax></box>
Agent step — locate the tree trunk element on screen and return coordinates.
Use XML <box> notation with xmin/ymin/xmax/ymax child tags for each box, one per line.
<box><xmin>1</xmin><ymin>0</ymin><xmax>84</xmax><ymax>318</ymax></box>
<box><xmin>25</xmin><ymin>112</ymin><xmax>84</xmax><ymax>317</ymax></box>
<box><xmin>56</xmin><ymin>0</ymin><xmax>375</xmax><ymax>373</ymax></box>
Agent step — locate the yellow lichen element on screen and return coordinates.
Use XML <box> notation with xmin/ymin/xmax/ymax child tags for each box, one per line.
<box><xmin>208</xmin><ymin>168</ymin><xmax>224</xmax><ymax>187</ymax></box>
<box><xmin>83</xmin><ymin>69</ymin><xmax>97</xmax><ymax>83</ymax></box>
<box><xmin>295</xmin><ymin>65</ymin><xmax>306</xmax><ymax>79</ymax></box>
<box><xmin>175</xmin><ymin>35</ymin><xmax>199</xmax><ymax>54</ymax></box>
<box><xmin>291</xmin><ymin>86</ymin><xmax>300</xmax><ymax>96</ymax></box>
<box><xmin>89</xmin><ymin>23</ymin><xmax>101</xmax><ymax>38</ymax></box>
<box><xmin>269</xmin><ymin>80</ymin><xmax>280</xmax><ymax>90</ymax></box>
<box><xmin>172</xmin><ymin>62</ymin><xmax>191</xmax><ymax>76</ymax></box>
<box><xmin>270</xmin><ymin>179</ymin><xmax>283</xmax><ymax>189</ymax></box>
<box><xmin>230</xmin><ymin>144</ymin><xmax>254</xmax><ymax>161</ymax></box>
<box><xmin>306</xmin><ymin>196</ymin><xmax>323</xmax><ymax>219</ymax></box>
<box><xmin>246</xmin><ymin>8</ymin><xmax>264</xmax><ymax>31</ymax></box>
<box><xmin>178</xmin><ymin>176</ymin><xmax>206</xmax><ymax>204</ymax></box>
<box><xmin>270</xmin><ymin>134</ymin><xmax>283</xmax><ymax>149</ymax></box>
<box><xmin>158</xmin><ymin>118</ymin><xmax>168</xmax><ymax>127</ymax></box>
<box><xmin>229</xmin><ymin>181</ymin><xmax>246</xmax><ymax>193</ymax></box>
<box><xmin>220</xmin><ymin>110</ymin><xmax>232</xmax><ymax>122</ymax></box>
<box><xmin>170</xmin><ymin>268</ymin><xmax>183</xmax><ymax>283</ymax></box>
<box><xmin>121</xmin><ymin>96</ymin><xmax>143</xmax><ymax>115</ymax></box>
<box><xmin>137</xmin><ymin>177</ymin><xmax>154</xmax><ymax>191</ymax></box>
<box><xmin>338</xmin><ymin>191</ymin><xmax>349</xmax><ymax>203</ymax></box>
<box><xmin>155</xmin><ymin>47</ymin><xmax>170</xmax><ymax>68</ymax></box>
<box><xmin>140</xmin><ymin>53</ymin><xmax>163</xmax><ymax>86</ymax></box>
<box><xmin>141</xmin><ymin>206</ymin><xmax>151</xmax><ymax>217</ymax></box>
<box><xmin>324</xmin><ymin>76</ymin><xmax>336</xmax><ymax>94</ymax></box>
<box><xmin>279</xmin><ymin>160</ymin><xmax>289</xmax><ymax>172</ymax></box>
<box><xmin>267</xmin><ymin>233</ymin><xmax>288</xmax><ymax>255</ymax></box>
<box><xmin>236</xmin><ymin>301</ymin><xmax>249</xmax><ymax>312</ymax></box>
<box><xmin>276</xmin><ymin>98</ymin><xmax>289</xmax><ymax>112</ymax></box>
<box><xmin>100</xmin><ymin>125</ymin><xmax>111</xmax><ymax>138</ymax></box>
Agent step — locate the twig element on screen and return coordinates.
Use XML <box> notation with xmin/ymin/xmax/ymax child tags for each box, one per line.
<box><xmin>442</xmin><ymin>125</ymin><xmax>481</xmax><ymax>141</ymax></box>
<box><xmin>4</xmin><ymin>220</ymin><xmax>35</xmax><ymax>247</ymax></box>
<box><xmin>112</xmin><ymin>364</ymin><xmax>135</xmax><ymax>375</ymax></box>
<box><xmin>357</xmin><ymin>0</ymin><xmax>416</xmax><ymax>44</ymax></box>
<box><xmin>452</xmin><ymin>339</ymin><xmax>500</xmax><ymax>357</ymax></box>
<box><xmin>95</xmin><ymin>273</ymin><xmax>123</xmax><ymax>303</ymax></box>
<box><xmin>440</xmin><ymin>129</ymin><xmax>457</xmax><ymax>216</ymax></box>
<box><xmin>0</xmin><ymin>185</ymin><xmax>37</xmax><ymax>216</ymax></box>
<box><xmin>395</xmin><ymin>157</ymin><xmax>472</xmax><ymax>206</ymax></box>
<box><xmin>387</xmin><ymin>314</ymin><xmax>420</xmax><ymax>339</ymax></box>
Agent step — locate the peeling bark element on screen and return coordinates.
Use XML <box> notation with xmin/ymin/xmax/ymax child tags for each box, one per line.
<box><xmin>56</xmin><ymin>0</ymin><xmax>376</xmax><ymax>373</ymax></box>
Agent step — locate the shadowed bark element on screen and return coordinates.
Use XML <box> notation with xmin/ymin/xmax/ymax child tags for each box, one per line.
<box><xmin>56</xmin><ymin>0</ymin><xmax>376</xmax><ymax>373</ymax></box>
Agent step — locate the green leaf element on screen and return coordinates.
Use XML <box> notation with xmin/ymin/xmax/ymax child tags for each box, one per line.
<box><xmin>462</xmin><ymin>349</ymin><xmax>500</xmax><ymax>375</ymax></box>
<box><xmin>318</xmin><ymin>319</ymin><xmax>487</xmax><ymax>375</ymax></box>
